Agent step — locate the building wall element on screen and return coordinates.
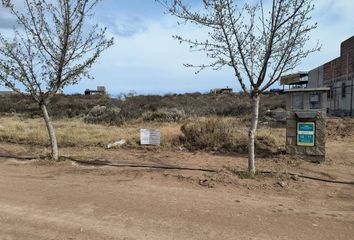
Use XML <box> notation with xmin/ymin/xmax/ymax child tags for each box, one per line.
<box><xmin>308</xmin><ymin>36</ymin><xmax>354</xmax><ymax>116</ymax></box>
<box><xmin>308</xmin><ymin>66</ymin><xmax>324</xmax><ymax>88</ymax></box>
<box><xmin>328</xmin><ymin>76</ymin><xmax>354</xmax><ymax>116</ymax></box>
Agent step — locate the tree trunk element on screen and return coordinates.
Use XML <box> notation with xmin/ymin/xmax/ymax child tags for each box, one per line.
<box><xmin>40</xmin><ymin>103</ymin><xmax>59</xmax><ymax>161</ymax></box>
<box><xmin>248</xmin><ymin>94</ymin><xmax>260</xmax><ymax>174</ymax></box>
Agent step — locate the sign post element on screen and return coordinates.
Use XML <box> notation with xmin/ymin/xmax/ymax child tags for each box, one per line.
<box><xmin>285</xmin><ymin>88</ymin><xmax>329</xmax><ymax>162</ymax></box>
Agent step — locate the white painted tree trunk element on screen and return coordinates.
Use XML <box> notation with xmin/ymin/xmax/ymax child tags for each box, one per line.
<box><xmin>40</xmin><ymin>104</ymin><xmax>59</xmax><ymax>161</ymax></box>
<box><xmin>248</xmin><ymin>94</ymin><xmax>260</xmax><ymax>174</ymax></box>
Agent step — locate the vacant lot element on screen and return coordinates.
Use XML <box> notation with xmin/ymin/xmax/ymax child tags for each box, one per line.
<box><xmin>0</xmin><ymin>115</ymin><xmax>286</xmax><ymax>155</ymax></box>
<box><xmin>0</xmin><ymin>94</ymin><xmax>353</xmax><ymax>239</ymax></box>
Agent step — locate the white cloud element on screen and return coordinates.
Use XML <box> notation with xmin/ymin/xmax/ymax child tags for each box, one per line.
<box><xmin>66</xmin><ymin>16</ymin><xmax>235</xmax><ymax>95</ymax></box>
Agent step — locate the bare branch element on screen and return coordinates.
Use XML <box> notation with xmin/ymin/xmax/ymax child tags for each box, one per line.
<box><xmin>0</xmin><ymin>0</ymin><xmax>114</xmax><ymax>104</ymax></box>
<box><xmin>156</xmin><ymin>0</ymin><xmax>319</xmax><ymax>95</ymax></box>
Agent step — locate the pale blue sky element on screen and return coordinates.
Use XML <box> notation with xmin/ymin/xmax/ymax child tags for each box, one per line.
<box><xmin>1</xmin><ymin>0</ymin><xmax>354</xmax><ymax>95</ymax></box>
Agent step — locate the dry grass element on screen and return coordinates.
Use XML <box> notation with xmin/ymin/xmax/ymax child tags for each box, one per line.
<box><xmin>327</xmin><ymin>117</ymin><xmax>354</xmax><ymax>139</ymax></box>
<box><xmin>0</xmin><ymin>116</ymin><xmax>181</xmax><ymax>148</ymax></box>
<box><xmin>0</xmin><ymin>116</ymin><xmax>285</xmax><ymax>154</ymax></box>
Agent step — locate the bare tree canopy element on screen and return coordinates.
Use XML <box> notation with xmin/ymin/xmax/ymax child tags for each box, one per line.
<box><xmin>0</xmin><ymin>0</ymin><xmax>113</xmax><ymax>160</ymax></box>
<box><xmin>157</xmin><ymin>0</ymin><xmax>320</xmax><ymax>173</ymax></box>
<box><xmin>0</xmin><ymin>0</ymin><xmax>113</xmax><ymax>103</ymax></box>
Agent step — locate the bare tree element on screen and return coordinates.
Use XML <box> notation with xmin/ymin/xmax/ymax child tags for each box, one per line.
<box><xmin>156</xmin><ymin>0</ymin><xmax>319</xmax><ymax>173</ymax></box>
<box><xmin>0</xmin><ymin>0</ymin><xmax>113</xmax><ymax>160</ymax></box>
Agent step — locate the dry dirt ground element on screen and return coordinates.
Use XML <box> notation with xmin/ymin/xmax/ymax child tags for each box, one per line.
<box><xmin>0</xmin><ymin>138</ymin><xmax>353</xmax><ymax>240</ymax></box>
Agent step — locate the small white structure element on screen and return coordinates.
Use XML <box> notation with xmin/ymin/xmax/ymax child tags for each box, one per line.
<box><xmin>140</xmin><ymin>129</ymin><xmax>160</xmax><ymax>145</ymax></box>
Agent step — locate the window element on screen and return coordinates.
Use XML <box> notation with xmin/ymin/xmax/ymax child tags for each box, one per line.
<box><xmin>342</xmin><ymin>82</ymin><xmax>346</xmax><ymax>98</ymax></box>
<box><xmin>310</xmin><ymin>93</ymin><xmax>321</xmax><ymax>109</ymax></box>
<box><xmin>292</xmin><ymin>94</ymin><xmax>304</xmax><ymax>109</ymax></box>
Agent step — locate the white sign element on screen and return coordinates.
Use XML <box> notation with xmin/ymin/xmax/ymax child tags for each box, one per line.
<box><xmin>140</xmin><ymin>129</ymin><xmax>160</xmax><ymax>145</ymax></box>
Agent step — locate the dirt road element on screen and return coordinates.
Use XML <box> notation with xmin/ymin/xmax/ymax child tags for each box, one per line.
<box><xmin>0</xmin><ymin>140</ymin><xmax>354</xmax><ymax>240</ymax></box>
<box><xmin>0</xmin><ymin>163</ymin><xmax>353</xmax><ymax>239</ymax></box>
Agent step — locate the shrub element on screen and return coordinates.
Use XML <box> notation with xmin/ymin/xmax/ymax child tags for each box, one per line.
<box><xmin>0</xmin><ymin>92</ymin><xmax>285</xmax><ymax>121</ymax></box>
<box><xmin>180</xmin><ymin>117</ymin><xmax>246</xmax><ymax>152</ymax></box>
<box><xmin>84</xmin><ymin>105</ymin><xmax>123</xmax><ymax>126</ymax></box>
<box><xmin>142</xmin><ymin>108</ymin><xmax>186</xmax><ymax>122</ymax></box>
<box><xmin>180</xmin><ymin>117</ymin><xmax>284</xmax><ymax>155</ymax></box>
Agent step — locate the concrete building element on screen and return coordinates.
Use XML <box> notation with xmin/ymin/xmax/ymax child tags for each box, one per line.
<box><xmin>308</xmin><ymin>36</ymin><xmax>354</xmax><ymax>116</ymax></box>
<box><xmin>280</xmin><ymin>72</ymin><xmax>309</xmax><ymax>89</ymax></box>
<box><xmin>281</xmin><ymin>36</ymin><xmax>354</xmax><ymax>117</ymax></box>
